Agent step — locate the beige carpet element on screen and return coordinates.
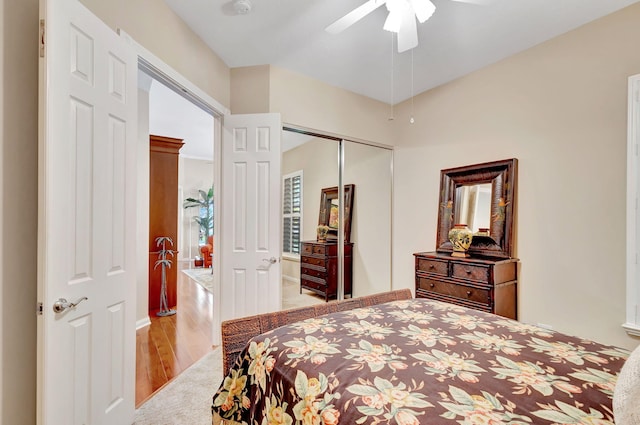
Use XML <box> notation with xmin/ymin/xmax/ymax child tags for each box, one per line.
<box><xmin>282</xmin><ymin>279</ymin><xmax>325</xmax><ymax>309</ymax></box>
<box><xmin>134</xmin><ymin>348</ymin><xmax>223</xmax><ymax>425</ymax></box>
<box><xmin>182</xmin><ymin>268</ymin><xmax>214</xmax><ymax>293</ymax></box>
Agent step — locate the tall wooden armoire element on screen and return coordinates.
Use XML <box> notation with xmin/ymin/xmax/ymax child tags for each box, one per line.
<box><xmin>149</xmin><ymin>135</ymin><xmax>184</xmax><ymax>311</ymax></box>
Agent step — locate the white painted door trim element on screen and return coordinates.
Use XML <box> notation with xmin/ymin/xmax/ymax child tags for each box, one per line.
<box><xmin>119</xmin><ymin>31</ymin><xmax>228</xmax><ymax>345</ymax></box>
<box><xmin>625</xmin><ymin>74</ymin><xmax>640</xmax><ymax>336</ymax></box>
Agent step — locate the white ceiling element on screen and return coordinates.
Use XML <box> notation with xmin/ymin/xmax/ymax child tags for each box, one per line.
<box><xmin>148</xmin><ymin>78</ymin><xmax>313</xmax><ymax>157</ymax></box>
<box><xmin>149</xmin><ymin>80</ymin><xmax>214</xmax><ymax>159</ymax></box>
<box><xmin>163</xmin><ymin>0</ymin><xmax>640</xmax><ymax>104</ymax></box>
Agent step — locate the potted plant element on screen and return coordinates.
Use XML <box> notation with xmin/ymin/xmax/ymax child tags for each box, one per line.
<box><xmin>184</xmin><ymin>186</ymin><xmax>214</xmax><ymax>243</ymax></box>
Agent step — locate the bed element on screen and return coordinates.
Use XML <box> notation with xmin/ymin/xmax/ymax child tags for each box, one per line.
<box><xmin>212</xmin><ymin>290</ymin><xmax>631</xmax><ymax>424</ymax></box>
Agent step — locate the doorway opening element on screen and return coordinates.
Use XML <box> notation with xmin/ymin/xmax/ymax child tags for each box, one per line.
<box><xmin>135</xmin><ymin>71</ymin><xmax>216</xmax><ymax>406</ymax></box>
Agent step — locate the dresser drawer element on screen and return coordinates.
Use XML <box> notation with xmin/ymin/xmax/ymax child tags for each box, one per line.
<box><xmin>301</xmin><ymin>244</ymin><xmax>314</xmax><ymax>255</ymax></box>
<box><xmin>301</xmin><ymin>264</ymin><xmax>327</xmax><ymax>280</ymax></box>
<box><xmin>301</xmin><ymin>255</ymin><xmax>326</xmax><ymax>268</ymax></box>
<box><xmin>416</xmin><ymin>258</ymin><xmax>448</xmax><ymax>276</ymax></box>
<box><xmin>417</xmin><ymin>277</ymin><xmax>490</xmax><ymax>305</ymax></box>
<box><xmin>451</xmin><ymin>263</ymin><xmax>490</xmax><ymax>283</ymax></box>
<box><xmin>301</xmin><ymin>276</ymin><xmax>327</xmax><ymax>292</ymax></box>
<box><xmin>416</xmin><ymin>289</ymin><xmax>493</xmax><ymax>313</ymax></box>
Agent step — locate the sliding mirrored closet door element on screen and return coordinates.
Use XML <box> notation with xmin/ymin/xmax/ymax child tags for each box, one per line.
<box><xmin>343</xmin><ymin>140</ymin><xmax>392</xmax><ymax>298</ymax></box>
<box><xmin>281</xmin><ymin>130</ymin><xmax>339</xmax><ymax>307</ymax></box>
<box><xmin>281</xmin><ymin>127</ymin><xmax>392</xmax><ymax>306</ymax></box>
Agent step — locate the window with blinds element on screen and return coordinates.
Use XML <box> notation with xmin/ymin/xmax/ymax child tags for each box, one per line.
<box><xmin>283</xmin><ymin>171</ymin><xmax>302</xmax><ymax>256</ymax></box>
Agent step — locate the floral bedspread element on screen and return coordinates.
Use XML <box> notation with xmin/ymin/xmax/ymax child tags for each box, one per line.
<box><xmin>212</xmin><ymin>298</ymin><xmax>628</xmax><ymax>425</ymax></box>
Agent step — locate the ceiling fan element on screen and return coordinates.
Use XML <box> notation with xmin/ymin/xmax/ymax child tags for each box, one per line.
<box><xmin>325</xmin><ymin>0</ymin><xmax>480</xmax><ymax>53</ymax></box>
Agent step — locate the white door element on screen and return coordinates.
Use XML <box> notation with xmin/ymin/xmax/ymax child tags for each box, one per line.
<box><xmin>220</xmin><ymin>114</ymin><xmax>282</xmax><ymax>322</ymax></box>
<box><xmin>37</xmin><ymin>0</ymin><xmax>137</xmax><ymax>423</ymax></box>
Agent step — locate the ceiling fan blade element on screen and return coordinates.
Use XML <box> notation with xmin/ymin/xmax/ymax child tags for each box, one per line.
<box><xmin>383</xmin><ymin>9</ymin><xmax>402</xmax><ymax>32</ymax></box>
<box><xmin>325</xmin><ymin>0</ymin><xmax>386</xmax><ymax>34</ymax></box>
<box><xmin>408</xmin><ymin>0</ymin><xmax>436</xmax><ymax>23</ymax></box>
<box><xmin>397</xmin><ymin>8</ymin><xmax>418</xmax><ymax>52</ymax></box>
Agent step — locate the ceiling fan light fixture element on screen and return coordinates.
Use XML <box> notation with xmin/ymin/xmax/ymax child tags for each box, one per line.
<box><xmin>233</xmin><ymin>0</ymin><xmax>252</xmax><ymax>15</ymax></box>
<box><xmin>326</xmin><ymin>0</ymin><xmax>438</xmax><ymax>52</ymax></box>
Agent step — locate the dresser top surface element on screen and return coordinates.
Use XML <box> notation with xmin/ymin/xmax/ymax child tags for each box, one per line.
<box><xmin>302</xmin><ymin>240</ymin><xmax>354</xmax><ymax>246</ymax></box>
<box><xmin>414</xmin><ymin>251</ymin><xmax>519</xmax><ymax>265</ymax></box>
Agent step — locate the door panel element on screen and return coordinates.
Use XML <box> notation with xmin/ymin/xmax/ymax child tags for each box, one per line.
<box><xmin>38</xmin><ymin>0</ymin><xmax>137</xmax><ymax>423</ymax></box>
<box><xmin>221</xmin><ymin>114</ymin><xmax>282</xmax><ymax>321</ymax></box>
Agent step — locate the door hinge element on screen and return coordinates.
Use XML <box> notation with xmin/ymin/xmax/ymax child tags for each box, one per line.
<box><xmin>37</xmin><ymin>302</ymin><xmax>44</xmax><ymax>315</ymax></box>
<box><xmin>39</xmin><ymin>19</ymin><xmax>45</xmax><ymax>58</ymax></box>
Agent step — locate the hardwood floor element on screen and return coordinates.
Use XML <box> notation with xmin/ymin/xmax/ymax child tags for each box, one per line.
<box><xmin>135</xmin><ymin>264</ymin><xmax>215</xmax><ymax>407</ymax></box>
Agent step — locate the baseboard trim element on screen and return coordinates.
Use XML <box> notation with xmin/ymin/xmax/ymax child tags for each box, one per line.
<box><xmin>282</xmin><ymin>275</ymin><xmax>300</xmax><ymax>285</ymax></box>
<box><xmin>136</xmin><ymin>317</ymin><xmax>151</xmax><ymax>330</ymax></box>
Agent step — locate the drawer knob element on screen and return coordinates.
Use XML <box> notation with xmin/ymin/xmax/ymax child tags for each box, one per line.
<box><xmin>466</xmin><ymin>290</ymin><xmax>472</xmax><ymax>297</ymax></box>
<box><xmin>430</xmin><ymin>283</ymin><xmax>435</xmax><ymax>288</ymax></box>
<box><xmin>466</xmin><ymin>269</ymin><xmax>472</xmax><ymax>274</ymax></box>
<box><xmin>429</xmin><ymin>265</ymin><xmax>435</xmax><ymax>269</ymax></box>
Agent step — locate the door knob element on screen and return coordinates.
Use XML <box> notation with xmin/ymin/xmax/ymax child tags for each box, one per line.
<box><xmin>262</xmin><ymin>257</ymin><xmax>278</xmax><ymax>264</ymax></box>
<box><xmin>53</xmin><ymin>296</ymin><xmax>88</xmax><ymax>313</ymax></box>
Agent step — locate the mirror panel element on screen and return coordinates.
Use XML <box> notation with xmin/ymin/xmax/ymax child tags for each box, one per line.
<box><xmin>281</xmin><ymin>131</ymin><xmax>339</xmax><ymax>307</ymax></box>
<box><xmin>343</xmin><ymin>141</ymin><xmax>392</xmax><ymax>297</ymax></box>
<box><xmin>455</xmin><ymin>183</ymin><xmax>492</xmax><ymax>233</ymax></box>
<box><xmin>436</xmin><ymin>158</ymin><xmax>517</xmax><ymax>258</ymax></box>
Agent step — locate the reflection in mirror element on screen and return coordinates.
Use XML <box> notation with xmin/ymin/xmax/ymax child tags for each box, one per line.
<box><xmin>343</xmin><ymin>140</ymin><xmax>392</xmax><ymax>298</ymax></box>
<box><xmin>329</xmin><ymin>199</ymin><xmax>339</xmax><ymax>229</ymax></box>
<box><xmin>281</xmin><ymin>130</ymin><xmax>339</xmax><ymax>307</ymax></box>
<box><xmin>318</xmin><ymin>184</ymin><xmax>354</xmax><ymax>242</ymax></box>
<box><xmin>455</xmin><ymin>183</ymin><xmax>492</xmax><ymax>233</ymax></box>
<box><xmin>280</xmin><ymin>128</ymin><xmax>393</xmax><ymax>305</ymax></box>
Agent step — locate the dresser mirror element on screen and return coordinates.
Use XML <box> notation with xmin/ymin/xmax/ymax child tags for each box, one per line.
<box><xmin>319</xmin><ymin>184</ymin><xmax>355</xmax><ymax>243</ymax></box>
<box><xmin>455</xmin><ymin>183</ymin><xmax>492</xmax><ymax>233</ymax></box>
<box><xmin>436</xmin><ymin>158</ymin><xmax>518</xmax><ymax>258</ymax></box>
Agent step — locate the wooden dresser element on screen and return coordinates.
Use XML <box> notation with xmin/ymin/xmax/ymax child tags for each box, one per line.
<box><xmin>301</xmin><ymin>241</ymin><xmax>353</xmax><ymax>301</ymax></box>
<box><xmin>414</xmin><ymin>251</ymin><xmax>518</xmax><ymax>319</ymax></box>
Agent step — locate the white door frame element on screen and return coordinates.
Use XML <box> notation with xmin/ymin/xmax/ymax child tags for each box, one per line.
<box><xmin>625</xmin><ymin>74</ymin><xmax>640</xmax><ymax>337</ymax></box>
<box><xmin>119</xmin><ymin>31</ymin><xmax>229</xmax><ymax>345</ymax></box>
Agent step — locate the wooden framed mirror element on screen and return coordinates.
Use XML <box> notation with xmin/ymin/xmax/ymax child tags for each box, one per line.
<box><xmin>436</xmin><ymin>159</ymin><xmax>517</xmax><ymax>258</ymax></box>
<box><xmin>319</xmin><ymin>184</ymin><xmax>355</xmax><ymax>243</ymax></box>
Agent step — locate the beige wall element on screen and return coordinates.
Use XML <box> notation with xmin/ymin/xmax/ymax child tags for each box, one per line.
<box><xmin>230</xmin><ymin>65</ymin><xmax>270</xmax><ymax>114</ymax></box>
<box><xmin>1</xmin><ymin>0</ymin><xmax>39</xmax><ymax>423</ymax></box>
<box><xmin>392</xmin><ymin>3</ymin><xmax>640</xmax><ymax>350</ymax></box>
<box><xmin>270</xmin><ymin>66</ymin><xmax>395</xmax><ymax>145</ymax></box>
<box><xmin>230</xmin><ymin>65</ymin><xmax>395</xmax><ymax>145</ymax></box>
<box><xmin>79</xmin><ymin>0</ymin><xmax>231</xmax><ymax>108</ymax></box>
